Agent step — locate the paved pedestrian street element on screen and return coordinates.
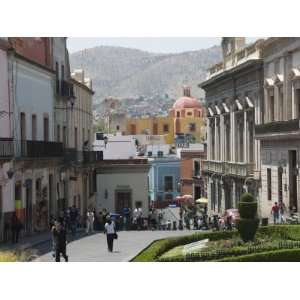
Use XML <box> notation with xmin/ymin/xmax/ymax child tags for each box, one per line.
<box><xmin>35</xmin><ymin>230</ymin><xmax>192</xmax><ymax>262</ymax></box>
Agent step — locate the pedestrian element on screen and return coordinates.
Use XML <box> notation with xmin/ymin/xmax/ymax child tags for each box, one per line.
<box><xmin>49</xmin><ymin>215</ymin><xmax>56</xmax><ymax>258</ymax></box>
<box><xmin>278</xmin><ymin>200</ymin><xmax>287</xmax><ymax>224</ymax></box>
<box><xmin>104</xmin><ymin>216</ymin><xmax>117</xmax><ymax>252</ymax></box>
<box><xmin>69</xmin><ymin>205</ymin><xmax>78</xmax><ymax>237</ymax></box>
<box><xmin>52</xmin><ymin>221</ymin><xmax>68</xmax><ymax>262</ymax></box>
<box><xmin>271</xmin><ymin>202</ymin><xmax>280</xmax><ymax>224</ymax></box>
<box><xmin>86</xmin><ymin>209</ymin><xmax>95</xmax><ymax>234</ymax></box>
<box><xmin>10</xmin><ymin>213</ymin><xmax>22</xmax><ymax>243</ymax></box>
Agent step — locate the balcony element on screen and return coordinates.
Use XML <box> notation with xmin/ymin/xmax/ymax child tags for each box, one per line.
<box><xmin>61</xmin><ymin>80</ymin><xmax>74</xmax><ymax>98</ymax></box>
<box><xmin>202</xmin><ymin>160</ymin><xmax>254</xmax><ymax>178</ymax></box>
<box><xmin>202</xmin><ymin>160</ymin><xmax>225</xmax><ymax>174</ymax></box>
<box><xmin>64</xmin><ymin>149</ymin><xmax>103</xmax><ymax>164</ymax></box>
<box><xmin>0</xmin><ymin>138</ymin><xmax>14</xmax><ymax>160</ymax></box>
<box><xmin>16</xmin><ymin>140</ymin><xmax>64</xmax><ymax>158</ymax></box>
<box><xmin>225</xmin><ymin>162</ymin><xmax>254</xmax><ymax>177</ymax></box>
<box><xmin>255</xmin><ymin>119</ymin><xmax>300</xmax><ymax>139</ymax></box>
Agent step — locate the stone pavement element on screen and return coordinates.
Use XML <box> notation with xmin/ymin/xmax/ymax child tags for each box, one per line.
<box><xmin>36</xmin><ymin>230</ymin><xmax>193</xmax><ymax>262</ymax></box>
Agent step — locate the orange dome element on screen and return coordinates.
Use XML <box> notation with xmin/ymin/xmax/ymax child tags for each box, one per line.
<box><xmin>173</xmin><ymin>96</ymin><xmax>201</xmax><ymax>109</ymax></box>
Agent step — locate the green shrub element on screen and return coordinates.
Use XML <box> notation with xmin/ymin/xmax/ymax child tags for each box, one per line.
<box><xmin>217</xmin><ymin>248</ymin><xmax>300</xmax><ymax>262</ymax></box>
<box><xmin>240</xmin><ymin>193</ymin><xmax>255</xmax><ymax>203</ymax></box>
<box><xmin>238</xmin><ymin>202</ymin><xmax>257</xmax><ymax>218</ymax></box>
<box><xmin>237</xmin><ymin>193</ymin><xmax>258</xmax><ymax>242</ymax></box>
<box><xmin>132</xmin><ymin>231</ymin><xmax>236</xmax><ymax>262</ymax></box>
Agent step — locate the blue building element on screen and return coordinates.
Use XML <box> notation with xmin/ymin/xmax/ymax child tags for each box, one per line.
<box><xmin>148</xmin><ymin>157</ymin><xmax>181</xmax><ymax>204</ymax></box>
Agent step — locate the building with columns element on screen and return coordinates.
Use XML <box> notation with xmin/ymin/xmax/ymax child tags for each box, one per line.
<box><xmin>255</xmin><ymin>38</ymin><xmax>300</xmax><ymax>217</ymax></box>
<box><xmin>199</xmin><ymin>37</ymin><xmax>264</xmax><ymax>215</ymax></box>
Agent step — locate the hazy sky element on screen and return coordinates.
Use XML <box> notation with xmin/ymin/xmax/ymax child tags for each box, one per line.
<box><xmin>67</xmin><ymin>37</ymin><xmax>258</xmax><ymax>54</ymax></box>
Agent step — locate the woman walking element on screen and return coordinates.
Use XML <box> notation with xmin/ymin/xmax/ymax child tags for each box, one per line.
<box><xmin>104</xmin><ymin>216</ymin><xmax>117</xmax><ymax>252</ymax></box>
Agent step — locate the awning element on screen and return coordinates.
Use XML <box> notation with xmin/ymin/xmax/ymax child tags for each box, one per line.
<box><xmin>208</xmin><ymin>107</ymin><xmax>214</xmax><ymax>116</ymax></box>
<box><xmin>215</xmin><ymin>105</ymin><xmax>221</xmax><ymax>115</ymax></box>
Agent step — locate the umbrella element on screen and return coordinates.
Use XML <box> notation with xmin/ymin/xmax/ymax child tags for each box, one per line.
<box><xmin>195</xmin><ymin>197</ymin><xmax>208</xmax><ymax>204</ymax></box>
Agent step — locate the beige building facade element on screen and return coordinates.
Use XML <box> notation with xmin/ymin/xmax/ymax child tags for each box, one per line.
<box><xmin>256</xmin><ymin>38</ymin><xmax>300</xmax><ymax>217</ymax></box>
<box><xmin>200</xmin><ymin>38</ymin><xmax>264</xmax><ymax>215</ymax></box>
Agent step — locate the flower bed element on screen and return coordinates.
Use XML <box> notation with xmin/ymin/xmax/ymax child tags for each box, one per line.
<box><xmin>131</xmin><ymin>225</ymin><xmax>300</xmax><ymax>262</ymax></box>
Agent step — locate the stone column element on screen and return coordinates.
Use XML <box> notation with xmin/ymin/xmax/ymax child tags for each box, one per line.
<box><xmin>220</xmin><ymin>114</ymin><xmax>225</xmax><ymax>161</ymax></box>
<box><xmin>215</xmin><ymin>117</ymin><xmax>218</xmax><ymax>160</ymax></box>
<box><xmin>231</xmin><ymin>110</ymin><xmax>236</xmax><ymax>162</ymax></box>
<box><xmin>207</xmin><ymin>118</ymin><xmax>211</xmax><ymax>160</ymax></box>
<box><xmin>244</xmin><ymin>110</ymin><xmax>248</xmax><ymax>163</ymax></box>
<box><xmin>264</xmin><ymin>88</ymin><xmax>269</xmax><ymax>123</ymax></box>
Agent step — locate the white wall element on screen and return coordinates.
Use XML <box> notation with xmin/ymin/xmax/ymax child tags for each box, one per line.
<box><xmin>93</xmin><ymin>134</ymin><xmax>136</xmax><ymax>159</ymax></box>
<box><xmin>96</xmin><ymin>171</ymin><xmax>149</xmax><ymax>215</ymax></box>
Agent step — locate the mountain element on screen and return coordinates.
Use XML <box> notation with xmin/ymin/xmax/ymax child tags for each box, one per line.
<box><xmin>70</xmin><ymin>45</ymin><xmax>222</xmax><ymax>103</ymax></box>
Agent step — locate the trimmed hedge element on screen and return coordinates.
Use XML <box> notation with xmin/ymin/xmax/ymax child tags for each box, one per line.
<box><xmin>238</xmin><ymin>202</ymin><xmax>257</xmax><ymax>218</ymax></box>
<box><xmin>131</xmin><ymin>231</ymin><xmax>236</xmax><ymax>262</ymax></box>
<box><xmin>216</xmin><ymin>248</ymin><xmax>300</xmax><ymax>262</ymax></box>
<box><xmin>132</xmin><ymin>225</ymin><xmax>300</xmax><ymax>262</ymax></box>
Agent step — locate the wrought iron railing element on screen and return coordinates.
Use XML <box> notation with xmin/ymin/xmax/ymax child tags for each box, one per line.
<box><xmin>0</xmin><ymin>138</ymin><xmax>14</xmax><ymax>159</ymax></box>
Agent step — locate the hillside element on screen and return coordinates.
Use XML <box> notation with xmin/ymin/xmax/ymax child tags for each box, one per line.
<box><xmin>70</xmin><ymin>45</ymin><xmax>222</xmax><ymax>103</ymax></box>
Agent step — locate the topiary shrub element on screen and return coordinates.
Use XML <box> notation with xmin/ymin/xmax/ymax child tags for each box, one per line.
<box><xmin>237</xmin><ymin>193</ymin><xmax>259</xmax><ymax>242</ymax></box>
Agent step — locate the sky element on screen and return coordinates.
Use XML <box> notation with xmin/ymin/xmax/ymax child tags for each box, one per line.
<box><xmin>67</xmin><ymin>37</ymin><xmax>258</xmax><ymax>54</ymax></box>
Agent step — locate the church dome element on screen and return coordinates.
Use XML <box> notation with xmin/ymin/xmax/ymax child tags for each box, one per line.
<box><xmin>173</xmin><ymin>86</ymin><xmax>201</xmax><ymax>109</ymax></box>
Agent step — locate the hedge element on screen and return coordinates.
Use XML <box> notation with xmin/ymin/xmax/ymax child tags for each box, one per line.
<box><xmin>216</xmin><ymin>248</ymin><xmax>300</xmax><ymax>262</ymax></box>
<box><xmin>132</xmin><ymin>225</ymin><xmax>300</xmax><ymax>262</ymax></box>
<box><xmin>131</xmin><ymin>231</ymin><xmax>236</xmax><ymax>262</ymax></box>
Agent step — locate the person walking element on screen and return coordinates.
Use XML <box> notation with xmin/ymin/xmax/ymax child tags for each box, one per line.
<box><xmin>10</xmin><ymin>213</ymin><xmax>22</xmax><ymax>244</ymax></box>
<box><xmin>69</xmin><ymin>205</ymin><xmax>78</xmax><ymax>237</ymax></box>
<box><xmin>86</xmin><ymin>209</ymin><xmax>95</xmax><ymax>234</ymax></box>
<box><xmin>271</xmin><ymin>202</ymin><xmax>280</xmax><ymax>224</ymax></box>
<box><xmin>104</xmin><ymin>216</ymin><xmax>117</xmax><ymax>252</ymax></box>
<box><xmin>278</xmin><ymin>200</ymin><xmax>287</xmax><ymax>224</ymax></box>
<box><xmin>52</xmin><ymin>221</ymin><xmax>68</xmax><ymax>262</ymax></box>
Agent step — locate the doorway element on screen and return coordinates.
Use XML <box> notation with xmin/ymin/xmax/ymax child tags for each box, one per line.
<box><xmin>25</xmin><ymin>180</ymin><xmax>33</xmax><ymax>234</ymax></box>
<box><xmin>288</xmin><ymin>150</ymin><xmax>298</xmax><ymax>211</ymax></box>
<box><xmin>115</xmin><ymin>191</ymin><xmax>132</xmax><ymax>214</ymax></box>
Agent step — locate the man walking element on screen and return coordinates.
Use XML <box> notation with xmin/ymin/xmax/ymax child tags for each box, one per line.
<box><xmin>271</xmin><ymin>202</ymin><xmax>280</xmax><ymax>224</ymax></box>
<box><xmin>104</xmin><ymin>216</ymin><xmax>117</xmax><ymax>252</ymax></box>
<box><xmin>86</xmin><ymin>209</ymin><xmax>95</xmax><ymax>234</ymax></box>
<box><xmin>52</xmin><ymin>221</ymin><xmax>68</xmax><ymax>262</ymax></box>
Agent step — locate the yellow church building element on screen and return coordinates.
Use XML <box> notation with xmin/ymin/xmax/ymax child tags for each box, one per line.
<box><xmin>126</xmin><ymin>87</ymin><xmax>205</xmax><ymax>145</ymax></box>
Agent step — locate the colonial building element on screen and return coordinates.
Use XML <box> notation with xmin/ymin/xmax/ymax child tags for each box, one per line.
<box><xmin>0</xmin><ymin>38</ymin><xmax>14</xmax><ymax>241</ymax></box>
<box><xmin>199</xmin><ymin>38</ymin><xmax>264</xmax><ymax>215</ymax></box>
<box><xmin>126</xmin><ymin>86</ymin><xmax>205</xmax><ymax>145</ymax></box>
<box><xmin>179</xmin><ymin>144</ymin><xmax>207</xmax><ymax>200</ymax></box>
<box><xmin>255</xmin><ymin>38</ymin><xmax>300</xmax><ymax>217</ymax></box>
<box><xmin>148</xmin><ymin>157</ymin><xmax>181</xmax><ymax>205</ymax></box>
<box><xmin>96</xmin><ymin>159</ymin><xmax>149</xmax><ymax>216</ymax></box>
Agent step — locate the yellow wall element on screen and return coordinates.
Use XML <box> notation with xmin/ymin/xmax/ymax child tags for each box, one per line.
<box><xmin>126</xmin><ymin>115</ymin><xmax>174</xmax><ymax>144</ymax></box>
<box><xmin>126</xmin><ymin>110</ymin><xmax>206</xmax><ymax>144</ymax></box>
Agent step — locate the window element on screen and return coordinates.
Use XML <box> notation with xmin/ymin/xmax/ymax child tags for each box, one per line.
<box><xmin>116</xmin><ymin>125</ymin><xmax>120</xmax><ymax>131</ymax></box>
<box><xmin>55</xmin><ymin>62</ymin><xmax>59</xmax><ymax>94</ymax></box>
<box><xmin>189</xmin><ymin>123</ymin><xmax>196</xmax><ymax>132</ymax></box>
<box><xmin>130</xmin><ymin>124</ymin><xmax>136</xmax><ymax>135</ymax></box>
<box><xmin>278</xmin><ymin>167</ymin><xmax>283</xmax><ymax>203</ymax></box>
<box><xmin>43</xmin><ymin>117</ymin><xmax>49</xmax><ymax>141</ymax></box>
<box><xmin>297</xmin><ymin>89</ymin><xmax>300</xmax><ymax>118</ymax></box>
<box><xmin>82</xmin><ymin>128</ymin><xmax>85</xmax><ymax>145</ymax></box>
<box><xmin>96</xmin><ymin>132</ymin><xmax>104</xmax><ymax>140</ymax></box>
<box><xmin>147</xmin><ymin>151</ymin><xmax>152</xmax><ymax>157</ymax></box>
<box><xmin>267</xmin><ymin>168</ymin><xmax>272</xmax><ymax>201</ymax></box>
<box><xmin>74</xmin><ymin>127</ymin><xmax>78</xmax><ymax>149</ymax></box>
<box><xmin>87</xmin><ymin>129</ymin><xmax>90</xmax><ymax>144</ymax></box>
<box><xmin>32</xmin><ymin>115</ymin><xmax>37</xmax><ymax>141</ymax></box>
<box><xmin>153</xmin><ymin>123</ymin><xmax>158</xmax><ymax>135</ymax></box>
<box><xmin>164</xmin><ymin>176</ymin><xmax>173</xmax><ymax>192</ymax></box>
<box><xmin>187</xmin><ymin>111</ymin><xmax>193</xmax><ymax>116</ymax></box>
<box><xmin>157</xmin><ymin>151</ymin><xmax>163</xmax><ymax>157</ymax></box>
<box><xmin>194</xmin><ymin>160</ymin><xmax>200</xmax><ymax>177</ymax></box>
<box><xmin>63</xmin><ymin>126</ymin><xmax>67</xmax><ymax>147</ymax></box>
<box><xmin>269</xmin><ymin>94</ymin><xmax>275</xmax><ymax>122</ymax></box>
<box><xmin>20</xmin><ymin>112</ymin><xmax>26</xmax><ymax>140</ymax></box>
<box><xmin>279</xmin><ymin>88</ymin><xmax>284</xmax><ymax>121</ymax></box>
<box><xmin>163</xmin><ymin>124</ymin><xmax>169</xmax><ymax>133</ymax></box>
<box><xmin>61</xmin><ymin>64</ymin><xmax>65</xmax><ymax>81</ymax></box>
<box><xmin>57</xmin><ymin>125</ymin><xmax>60</xmax><ymax>142</ymax></box>
<box><xmin>176</xmin><ymin>111</ymin><xmax>180</xmax><ymax>118</ymax></box>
